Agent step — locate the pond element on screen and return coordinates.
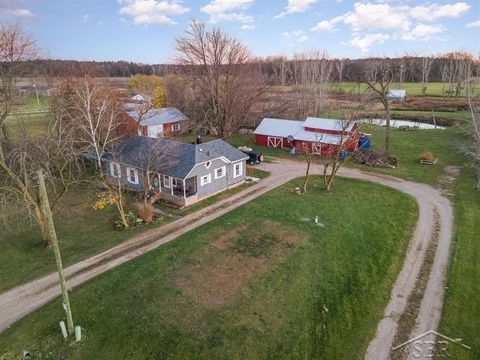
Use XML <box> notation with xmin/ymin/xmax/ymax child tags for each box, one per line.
<box><xmin>360</xmin><ymin>118</ymin><xmax>446</xmax><ymax>130</ymax></box>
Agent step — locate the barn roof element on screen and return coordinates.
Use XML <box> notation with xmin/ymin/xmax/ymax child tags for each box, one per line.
<box><xmin>105</xmin><ymin>136</ymin><xmax>247</xmax><ymax>179</ymax></box>
<box><xmin>304</xmin><ymin>117</ymin><xmax>356</xmax><ymax>132</ymax></box>
<box><xmin>254</xmin><ymin>117</ymin><xmax>356</xmax><ymax>145</ymax></box>
<box><xmin>293</xmin><ymin>130</ymin><xmax>348</xmax><ymax>145</ymax></box>
<box><xmin>254</xmin><ymin>118</ymin><xmax>303</xmax><ymax>138</ymax></box>
<box><xmin>127</xmin><ymin>107</ymin><xmax>189</xmax><ymax>126</ymax></box>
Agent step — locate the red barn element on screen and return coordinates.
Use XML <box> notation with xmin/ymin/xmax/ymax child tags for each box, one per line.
<box><xmin>254</xmin><ymin>117</ymin><xmax>359</xmax><ymax>155</ymax></box>
<box><xmin>117</xmin><ymin>107</ymin><xmax>189</xmax><ymax>139</ymax></box>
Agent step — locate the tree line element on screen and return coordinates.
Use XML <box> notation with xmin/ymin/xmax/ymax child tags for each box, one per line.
<box><xmin>8</xmin><ymin>52</ymin><xmax>479</xmax><ymax>86</ymax></box>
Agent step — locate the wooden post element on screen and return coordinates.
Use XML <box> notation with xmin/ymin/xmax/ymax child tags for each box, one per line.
<box><xmin>37</xmin><ymin>170</ymin><xmax>74</xmax><ymax>336</ymax></box>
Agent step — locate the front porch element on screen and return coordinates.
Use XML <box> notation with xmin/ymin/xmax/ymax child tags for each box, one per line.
<box><xmin>149</xmin><ymin>173</ymin><xmax>198</xmax><ymax>207</ymax></box>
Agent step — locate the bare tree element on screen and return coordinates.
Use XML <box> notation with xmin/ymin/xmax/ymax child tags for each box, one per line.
<box><xmin>359</xmin><ymin>62</ymin><xmax>394</xmax><ymax>152</ymax></box>
<box><xmin>289</xmin><ymin>51</ymin><xmax>333</xmax><ymax>118</ymax></box>
<box><xmin>53</xmin><ymin>78</ymin><xmax>132</xmax><ymax>228</ymax></box>
<box><xmin>322</xmin><ymin>116</ymin><xmax>359</xmax><ymax>191</ymax></box>
<box><xmin>421</xmin><ymin>56</ymin><xmax>434</xmax><ymax>96</ymax></box>
<box><xmin>0</xmin><ymin>23</ymin><xmax>83</xmax><ymax>246</ymax></box>
<box><xmin>0</xmin><ymin>22</ymin><xmax>37</xmax><ymax>141</ymax></box>
<box><xmin>0</xmin><ymin>119</ymin><xmax>81</xmax><ymax>246</ymax></box>
<box><xmin>335</xmin><ymin>58</ymin><xmax>346</xmax><ymax>93</ymax></box>
<box><xmin>175</xmin><ymin>21</ymin><xmax>263</xmax><ymax>138</ymax></box>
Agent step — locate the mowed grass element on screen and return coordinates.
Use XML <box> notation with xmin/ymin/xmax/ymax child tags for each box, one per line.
<box><xmin>0</xmin><ymin>177</ymin><xmax>418</xmax><ymax>359</ymax></box>
<box><xmin>353</xmin><ymin>124</ymin><xmax>465</xmax><ymax>186</ymax></box>
<box><xmin>438</xmin><ymin>166</ymin><xmax>480</xmax><ymax>359</ymax></box>
<box><xmin>4</xmin><ymin>113</ymin><xmax>50</xmax><ymax>140</ymax></box>
<box><xmin>329</xmin><ymin>82</ymin><xmax>480</xmax><ymax>97</ymax></box>
<box><xmin>12</xmin><ymin>95</ymin><xmax>50</xmax><ymax>111</ymax></box>
<box><xmin>0</xmin><ymin>186</ymin><xmax>172</xmax><ymax>293</ymax></box>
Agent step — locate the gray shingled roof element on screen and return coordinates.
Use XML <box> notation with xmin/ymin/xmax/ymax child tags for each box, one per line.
<box><xmin>105</xmin><ymin>136</ymin><xmax>248</xmax><ymax>179</ymax></box>
<box><xmin>127</xmin><ymin>107</ymin><xmax>189</xmax><ymax>126</ymax></box>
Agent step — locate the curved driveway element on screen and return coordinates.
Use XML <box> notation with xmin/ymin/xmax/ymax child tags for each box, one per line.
<box><xmin>0</xmin><ymin>160</ymin><xmax>453</xmax><ymax>359</ymax></box>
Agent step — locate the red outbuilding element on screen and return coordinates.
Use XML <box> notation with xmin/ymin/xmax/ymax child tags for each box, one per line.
<box><xmin>254</xmin><ymin>117</ymin><xmax>359</xmax><ymax>155</ymax></box>
<box><xmin>117</xmin><ymin>107</ymin><xmax>189</xmax><ymax>139</ymax></box>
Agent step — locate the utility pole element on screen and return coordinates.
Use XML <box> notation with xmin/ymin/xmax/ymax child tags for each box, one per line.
<box><xmin>37</xmin><ymin>170</ymin><xmax>74</xmax><ymax>336</ymax></box>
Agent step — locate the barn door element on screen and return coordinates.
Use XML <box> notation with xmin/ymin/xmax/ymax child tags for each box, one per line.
<box><xmin>267</xmin><ymin>136</ymin><xmax>283</xmax><ymax>148</ymax></box>
<box><xmin>312</xmin><ymin>143</ymin><xmax>322</xmax><ymax>154</ymax></box>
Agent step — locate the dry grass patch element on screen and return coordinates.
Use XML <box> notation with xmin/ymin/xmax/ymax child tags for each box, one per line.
<box><xmin>174</xmin><ymin>221</ymin><xmax>306</xmax><ymax>308</ymax></box>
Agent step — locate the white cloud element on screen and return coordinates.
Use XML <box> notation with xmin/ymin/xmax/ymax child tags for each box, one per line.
<box><xmin>342</xmin><ymin>2</ymin><xmax>410</xmax><ymax>32</ymax></box>
<box><xmin>312</xmin><ymin>1</ymin><xmax>471</xmax><ymax>53</ymax></box>
<box><xmin>201</xmin><ymin>0</ymin><xmax>254</xmax><ymax>24</ymax></box>
<box><xmin>118</xmin><ymin>0</ymin><xmax>189</xmax><ymax>25</ymax></box>
<box><xmin>467</xmin><ymin>20</ymin><xmax>480</xmax><ymax>28</ymax></box>
<box><xmin>402</xmin><ymin>24</ymin><xmax>445</xmax><ymax>40</ymax></box>
<box><xmin>311</xmin><ymin>20</ymin><xmax>335</xmax><ymax>32</ymax></box>
<box><xmin>343</xmin><ymin>33</ymin><xmax>390</xmax><ymax>53</ymax></box>
<box><xmin>315</xmin><ymin>1</ymin><xmax>471</xmax><ymax>34</ymax></box>
<box><xmin>275</xmin><ymin>0</ymin><xmax>318</xmax><ymax>18</ymax></box>
<box><xmin>409</xmin><ymin>2</ymin><xmax>470</xmax><ymax>21</ymax></box>
<box><xmin>241</xmin><ymin>24</ymin><xmax>255</xmax><ymax>30</ymax></box>
<box><xmin>311</xmin><ymin>15</ymin><xmax>344</xmax><ymax>32</ymax></box>
<box><xmin>297</xmin><ymin>34</ymin><xmax>309</xmax><ymax>42</ymax></box>
<box><xmin>282</xmin><ymin>30</ymin><xmax>309</xmax><ymax>43</ymax></box>
<box><xmin>0</xmin><ymin>1</ymin><xmax>36</xmax><ymax>18</ymax></box>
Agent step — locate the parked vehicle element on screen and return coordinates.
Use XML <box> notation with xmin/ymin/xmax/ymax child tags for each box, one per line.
<box><xmin>238</xmin><ymin>146</ymin><xmax>264</xmax><ymax>165</ymax></box>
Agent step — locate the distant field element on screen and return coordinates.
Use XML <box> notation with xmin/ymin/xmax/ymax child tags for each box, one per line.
<box><xmin>4</xmin><ymin>112</ymin><xmax>50</xmax><ymax>140</ymax></box>
<box><xmin>329</xmin><ymin>82</ymin><xmax>480</xmax><ymax>97</ymax></box>
<box><xmin>12</xmin><ymin>95</ymin><xmax>50</xmax><ymax>111</ymax></box>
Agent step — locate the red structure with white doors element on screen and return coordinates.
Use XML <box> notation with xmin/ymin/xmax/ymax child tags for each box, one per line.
<box><xmin>254</xmin><ymin>117</ymin><xmax>359</xmax><ymax>155</ymax></box>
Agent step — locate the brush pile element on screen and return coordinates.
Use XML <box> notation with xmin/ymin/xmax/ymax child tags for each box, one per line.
<box><xmin>353</xmin><ymin>149</ymin><xmax>399</xmax><ymax>168</ymax></box>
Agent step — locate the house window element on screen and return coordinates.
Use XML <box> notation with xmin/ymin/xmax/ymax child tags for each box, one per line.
<box><xmin>126</xmin><ymin>167</ymin><xmax>139</xmax><ymax>185</ymax></box>
<box><xmin>200</xmin><ymin>174</ymin><xmax>211</xmax><ymax>186</ymax></box>
<box><xmin>109</xmin><ymin>162</ymin><xmax>121</xmax><ymax>178</ymax></box>
<box><xmin>171</xmin><ymin>124</ymin><xmax>180</xmax><ymax>132</ymax></box>
<box><xmin>172</xmin><ymin>178</ymin><xmax>178</xmax><ymax>187</ymax></box>
<box><xmin>205</xmin><ymin>161</ymin><xmax>212</xmax><ymax>169</ymax></box>
<box><xmin>214</xmin><ymin>166</ymin><xmax>226</xmax><ymax>179</ymax></box>
<box><xmin>234</xmin><ymin>162</ymin><xmax>242</xmax><ymax>178</ymax></box>
<box><xmin>163</xmin><ymin>175</ymin><xmax>171</xmax><ymax>188</ymax></box>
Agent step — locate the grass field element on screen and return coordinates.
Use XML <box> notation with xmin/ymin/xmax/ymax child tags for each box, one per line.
<box><xmin>438</xmin><ymin>166</ymin><xmax>480</xmax><ymax>359</ymax></box>
<box><xmin>0</xmin><ymin>177</ymin><xmax>418</xmax><ymax>359</ymax></box>
<box><xmin>329</xmin><ymin>82</ymin><xmax>480</xmax><ymax>97</ymax></box>
<box><xmin>12</xmin><ymin>95</ymin><xmax>50</xmax><ymax>111</ymax></box>
<box><xmin>4</xmin><ymin>112</ymin><xmax>50</xmax><ymax>140</ymax></box>
<box><xmin>0</xmin><ymin>186</ymin><xmax>177</xmax><ymax>293</ymax></box>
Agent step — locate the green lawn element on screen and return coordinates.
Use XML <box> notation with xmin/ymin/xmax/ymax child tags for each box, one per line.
<box><xmin>329</xmin><ymin>82</ymin><xmax>479</xmax><ymax>97</ymax></box>
<box><xmin>438</xmin><ymin>166</ymin><xmax>480</xmax><ymax>359</ymax></box>
<box><xmin>0</xmin><ymin>186</ymin><xmax>173</xmax><ymax>293</ymax></box>
<box><xmin>353</xmin><ymin>125</ymin><xmax>465</xmax><ymax>186</ymax></box>
<box><xmin>12</xmin><ymin>95</ymin><xmax>50</xmax><ymax>111</ymax></box>
<box><xmin>4</xmin><ymin>112</ymin><xmax>50</xmax><ymax>140</ymax></box>
<box><xmin>0</xmin><ymin>177</ymin><xmax>418</xmax><ymax>359</ymax></box>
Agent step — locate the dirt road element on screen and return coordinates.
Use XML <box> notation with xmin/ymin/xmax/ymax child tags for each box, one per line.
<box><xmin>0</xmin><ymin>160</ymin><xmax>453</xmax><ymax>360</ymax></box>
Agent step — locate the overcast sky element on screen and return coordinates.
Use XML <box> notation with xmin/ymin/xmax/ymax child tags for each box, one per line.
<box><xmin>2</xmin><ymin>0</ymin><xmax>479</xmax><ymax>63</ymax></box>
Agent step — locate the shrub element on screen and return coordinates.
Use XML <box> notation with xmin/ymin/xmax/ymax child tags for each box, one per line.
<box><xmin>114</xmin><ymin>211</ymin><xmax>143</xmax><ymax>230</ymax></box>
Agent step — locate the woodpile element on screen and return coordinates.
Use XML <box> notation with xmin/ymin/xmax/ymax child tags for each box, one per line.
<box><xmin>353</xmin><ymin>149</ymin><xmax>399</xmax><ymax>168</ymax></box>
